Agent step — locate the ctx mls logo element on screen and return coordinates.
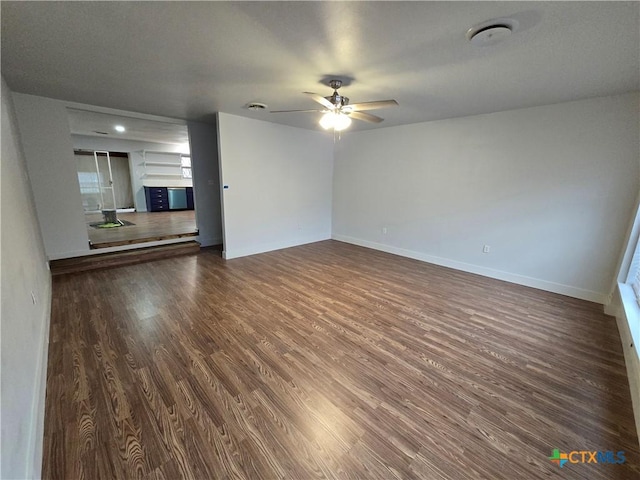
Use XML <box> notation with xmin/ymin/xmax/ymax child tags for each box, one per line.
<box><xmin>549</xmin><ymin>448</ymin><xmax>625</xmax><ymax>468</ymax></box>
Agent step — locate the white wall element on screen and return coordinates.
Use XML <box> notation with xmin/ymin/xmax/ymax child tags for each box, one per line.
<box><xmin>333</xmin><ymin>93</ymin><xmax>640</xmax><ymax>303</ymax></box>
<box><xmin>188</xmin><ymin>120</ymin><xmax>223</xmax><ymax>247</ymax></box>
<box><xmin>217</xmin><ymin>113</ymin><xmax>333</xmax><ymax>259</ymax></box>
<box><xmin>1</xmin><ymin>77</ymin><xmax>52</xmax><ymax>479</ymax></box>
<box><xmin>12</xmin><ymin>94</ymin><xmax>89</xmax><ymax>260</ymax></box>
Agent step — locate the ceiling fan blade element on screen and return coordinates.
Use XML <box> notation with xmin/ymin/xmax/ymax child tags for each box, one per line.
<box><xmin>348</xmin><ymin>99</ymin><xmax>398</xmax><ymax>111</ymax></box>
<box><xmin>349</xmin><ymin>111</ymin><xmax>384</xmax><ymax>123</ymax></box>
<box><xmin>270</xmin><ymin>109</ymin><xmax>324</xmax><ymax>113</ymax></box>
<box><xmin>304</xmin><ymin>92</ymin><xmax>335</xmax><ymax>110</ymax></box>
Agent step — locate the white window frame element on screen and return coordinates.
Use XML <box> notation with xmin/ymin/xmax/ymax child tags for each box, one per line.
<box><xmin>617</xmin><ymin>201</ymin><xmax>640</xmax><ymax>352</ymax></box>
<box><xmin>629</xmin><ymin>240</ymin><xmax>640</xmax><ymax>306</ymax></box>
<box><xmin>180</xmin><ymin>155</ymin><xmax>192</xmax><ymax>179</ymax></box>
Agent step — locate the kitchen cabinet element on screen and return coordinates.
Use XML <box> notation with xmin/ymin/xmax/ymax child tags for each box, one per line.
<box><xmin>145</xmin><ymin>186</ymin><xmax>194</xmax><ymax>212</ymax></box>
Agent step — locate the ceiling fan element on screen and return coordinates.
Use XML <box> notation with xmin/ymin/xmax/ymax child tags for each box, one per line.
<box><xmin>271</xmin><ymin>79</ymin><xmax>398</xmax><ymax>131</ymax></box>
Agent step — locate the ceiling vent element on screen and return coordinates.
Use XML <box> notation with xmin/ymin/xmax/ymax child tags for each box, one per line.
<box><xmin>246</xmin><ymin>102</ymin><xmax>268</xmax><ymax>111</ymax></box>
<box><xmin>467</xmin><ymin>18</ymin><xmax>519</xmax><ymax>46</ymax></box>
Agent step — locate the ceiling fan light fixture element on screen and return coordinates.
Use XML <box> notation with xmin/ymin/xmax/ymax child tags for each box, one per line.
<box><xmin>273</xmin><ymin>79</ymin><xmax>396</xmax><ymax>128</ymax></box>
<box><xmin>320</xmin><ymin>111</ymin><xmax>352</xmax><ymax>131</ymax></box>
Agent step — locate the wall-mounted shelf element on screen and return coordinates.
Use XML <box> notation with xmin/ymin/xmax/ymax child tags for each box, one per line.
<box><xmin>143</xmin><ymin>161</ymin><xmax>181</xmax><ymax>167</ymax></box>
<box><xmin>138</xmin><ymin>150</ymin><xmax>191</xmax><ymax>184</ymax></box>
<box><xmin>134</xmin><ymin>149</ymin><xmax>188</xmax><ymax>156</ymax></box>
<box><xmin>141</xmin><ymin>173</ymin><xmax>183</xmax><ymax>178</ymax></box>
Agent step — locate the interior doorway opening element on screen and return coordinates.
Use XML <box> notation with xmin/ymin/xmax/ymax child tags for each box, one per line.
<box><xmin>67</xmin><ymin>108</ymin><xmax>198</xmax><ymax>249</ymax></box>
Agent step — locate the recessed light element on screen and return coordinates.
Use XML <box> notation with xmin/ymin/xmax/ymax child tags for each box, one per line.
<box><xmin>114</xmin><ymin>125</ymin><xmax>126</xmax><ymax>132</ymax></box>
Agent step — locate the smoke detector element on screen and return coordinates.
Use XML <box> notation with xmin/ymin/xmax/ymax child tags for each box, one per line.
<box><xmin>246</xmin><ymin>102</ymin><xmax>268</xmax><ymax>111</ymax></box>
<box><xmin>467</xmin><ymin>18</ymin><xmax>519</xmax><ymax>46</ymax></box>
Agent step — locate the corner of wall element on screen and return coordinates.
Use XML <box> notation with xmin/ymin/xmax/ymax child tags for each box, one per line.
<box><xmin>1</xmin><ymin>76</ymin><xmax>53</xmax><ymax>480</ymax></box>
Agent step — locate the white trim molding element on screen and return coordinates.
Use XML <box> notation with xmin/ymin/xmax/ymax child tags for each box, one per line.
<box><xmin>332</xmin><ymin>234</ymin><xmax>609</xmax><ymax>304</ymax></box>
<box><xmin>223</xmin><ymin>235</ymin><xmax>330</xmax><ymax>260</ymax></box>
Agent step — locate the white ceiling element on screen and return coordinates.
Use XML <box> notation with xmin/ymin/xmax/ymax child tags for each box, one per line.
<box><xmin>67</xmin><ymin>109</ymin><xmax>189</xmax><ymax>145</ymax></box>
<box><xmin>2</xmin><ymin>2</ymin><xmax>638</xmax><ymax>132</ymax></box>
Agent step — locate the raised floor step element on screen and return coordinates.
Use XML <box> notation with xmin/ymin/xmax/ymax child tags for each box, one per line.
<box><xmin>50</xmin><ymin>241</ymin><xmax>201</xmax><ymax>275</ymax></box>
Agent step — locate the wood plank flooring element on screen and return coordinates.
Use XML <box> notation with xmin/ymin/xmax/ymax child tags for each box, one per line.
<box><xmin>43</xmin><ymin>240</ymin><xmax>639</xmax><ymax>479</ymax></box>
<box><xmin>86</xmin><ymin>211</ymin><xmax>197</xmax><ymax>249</ymax></box>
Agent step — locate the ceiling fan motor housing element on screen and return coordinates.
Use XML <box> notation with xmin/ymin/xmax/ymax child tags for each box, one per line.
<box><xmin>327</xmin><ymin>93</ymin><xmax>349</xmax><ymax>107</ymax></box>
<box><xmin>327</xmin><ymin>79</ymin><xmax>349</xmax><ymax>107</ymax></box>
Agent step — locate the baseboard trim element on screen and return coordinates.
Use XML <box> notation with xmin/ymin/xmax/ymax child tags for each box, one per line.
<box><xmin>223</xmin><ymin>234</ymin><xmax>331</xmax><ymax>260</ymax></box>
<box><xmin>27</xmin><ymin>277</ymin><xmax>52</xmax><ymax>479</ymax></box>
<box><xmin>332</xmin><ymin>234</ymin><xmax>608</xmax><ymax>304</ymax></box>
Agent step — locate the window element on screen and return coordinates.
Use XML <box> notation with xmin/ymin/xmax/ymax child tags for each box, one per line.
<box><xmin>628</xmin><ymin>236</ymin><xmax>640</xmax><ymax>305</ymax></box>
<box><xmin>619</xmin><ymin>204</ymin><xmax>640</xmax><ymax>354</ymax></box>
<box><xmin>181</xmin><ymin>155</ymin><xmax>192</xmax><ymax>179</ymax></box>
<box><xmin>77</xmin><ymin>171</ymin><xmax>100</xmax><ymax>194</ymax></box>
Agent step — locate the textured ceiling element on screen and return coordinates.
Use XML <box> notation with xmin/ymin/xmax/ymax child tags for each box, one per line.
<box><xmin>2</xmin><ymin>1</ymin><xmax>638</xmax><ymax>132</ymax></box>
<box><xmin>67</xmin><ymin>109</ymin><xmax>189</xmax><ymax>145</ymax></box>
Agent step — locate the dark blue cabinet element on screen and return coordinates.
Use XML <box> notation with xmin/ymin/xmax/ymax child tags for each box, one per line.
<box><xmin>186</xmin><ymin>187</ymin><xmax>194</xmax><ymax>210</ymax></box>
<box><xmin>145</xmin><ymin>186</ymin><xmax>195</xmax><ymax>212</ymax></box>
<box><xmin>144</xmin><ymin>186</ymin><xmax>169</xmax><ymax>211</ymax></box>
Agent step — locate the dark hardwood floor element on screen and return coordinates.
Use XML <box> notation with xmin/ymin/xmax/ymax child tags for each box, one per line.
<box><xmin>43</xmin><ymin>240</ymin><xmax>639</xmax><ymax>479</ymax></box>
<box><xmin>86</xmin><ymin>211</ymin><xmax>197</xmax><ymax>249</ymax></box>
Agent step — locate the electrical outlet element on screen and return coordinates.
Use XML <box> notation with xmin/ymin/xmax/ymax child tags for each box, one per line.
<box><xmin>483</xmin><ymin>245</ymin><xmax>490</xmax><ymax>253</ymax></box>
<box><xmin>382</xmin><ymin>227</ymin><xmax>388</xmax><ymax>234</ymax></box>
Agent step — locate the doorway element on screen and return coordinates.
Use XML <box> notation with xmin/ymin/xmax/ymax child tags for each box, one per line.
<box><xmin>76</xmin><ymin>150</ymin><xmax>133</xmax><ymax>213</ymax></box>
<box><xmin>67</xmin><ymin>109</ymin><xmax>198</xmax><ymax>249</ymax></box>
